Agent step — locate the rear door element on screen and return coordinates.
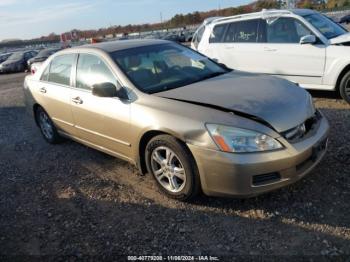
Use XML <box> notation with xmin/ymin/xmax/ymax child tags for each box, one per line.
<box><xmin>257</xmin><ymin>17</ymin><xmax>326</xmax><ymax>86</ymax></box>
<box><xmin>32</xmin><ymin>54</ymin><xmax>76</xmax><ymax>135</ymax></box>
<box><xmin>70</xmin><ymin>53</ymin><xmax>132</xmax><ymax>159</ymax></box>
<box><xmin>206</xmin><ymin>19</ymin><xmax>266</xmax><ymax>73</ymax></box>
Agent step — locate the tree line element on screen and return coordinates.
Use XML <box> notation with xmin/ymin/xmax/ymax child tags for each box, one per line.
<box><xmin>26</xmin><ymin>0</ymin><xmax>350</xmax><ymax>43</ymax></box>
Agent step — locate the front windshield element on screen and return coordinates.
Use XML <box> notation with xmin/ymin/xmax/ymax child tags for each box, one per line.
<box><xmin>111</xmin><ymin>43</ymin><xmax>228</xmax><ymax>94</ymax></box>
<box><xmin>8</xmin><ymin>52</ymin><xmax>23</xmax><ymax>60</ymax></box>
<box><xmin>303</xmin><ymin>13</ymin><xmax>347</xmax><ymax>39</ymax></box>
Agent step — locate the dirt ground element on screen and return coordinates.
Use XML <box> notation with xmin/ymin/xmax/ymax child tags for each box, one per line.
<box><xmin>0</xmin><ymin>72</ymin><xmax>349</xmax><ymax>260</ymax></box>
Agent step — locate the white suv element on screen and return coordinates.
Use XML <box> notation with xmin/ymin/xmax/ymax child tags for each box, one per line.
<box><xmin>192</xmin><ymin>9</ymin><xmax>350</xmax><ymax>103</ymax></box>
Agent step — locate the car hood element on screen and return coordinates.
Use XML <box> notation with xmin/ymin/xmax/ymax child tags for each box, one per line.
<box><xmin>155</xmin><ymin>72</ymin><xmax>315</xmax><ymax>132</ymax></box>
<box><xmin>330</xmin><ymin>32</ymin><xmax>350</xmax><ymax>45</ymax></box>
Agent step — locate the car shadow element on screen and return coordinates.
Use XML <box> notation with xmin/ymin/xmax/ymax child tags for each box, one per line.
<box><xmin>307</xmin><ymin>90</ymin><xmax>341</xmax><ymax>100</ymax></box>
<box><xmin>1</xmin><ymin>166</ymin><xmax>349</xmax><ymax>257</ymax></box>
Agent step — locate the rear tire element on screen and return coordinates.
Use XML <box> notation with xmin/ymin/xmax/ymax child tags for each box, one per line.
<box><xmin>35</xmin><ymin>107</ymin><xmax>62</xmax><ymax>144</ymax></box>
<box><xmin>145</xmin><ymin>135</ymin><xmax>200</xmax><ymax>201</ymax></box>
<box><xmin>339</xmin><ymin>71</ymin><xmax>350</xmax><ymax>104</ymax></box>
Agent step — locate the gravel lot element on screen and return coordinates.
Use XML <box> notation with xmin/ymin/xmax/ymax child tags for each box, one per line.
<box><xmin>0</xmin><ymin>72</ymin><xmax>349</xmax><ymax>260</ymax></box>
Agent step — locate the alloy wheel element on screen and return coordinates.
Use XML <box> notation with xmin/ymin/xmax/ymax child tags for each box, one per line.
<box><xmin>150</xmin><ymin>146</ymin><xmax>186</xmax><ymax>193</ymax></box>
<box><xmin>345</xmin><ymin>77</ymin><xmax>350</xmax><ymax>99</ymax></box>
<box><xmin>39</xmin><ymin>110</ymin><xmax>54</xmax><ymax>140</ymax></box>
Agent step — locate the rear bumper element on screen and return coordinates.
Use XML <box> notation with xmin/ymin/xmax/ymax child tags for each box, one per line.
<box><xmin>188</xmin><ymin>113</ymin><xmax>329</xmax><ymax>198</ymax></box>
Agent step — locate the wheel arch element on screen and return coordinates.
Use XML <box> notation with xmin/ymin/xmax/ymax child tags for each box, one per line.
<box><xmin>137</xmin><ymin>129</ymin><xmax>190</xmax><ymax>175</ymax></box>
<box><xmin>336</xmin><ymin>64</ymin><xmax>350</xmax><ymax>91</ymax></box>
<box><xmin>33</xmin><ymin>103</ymin><xmax>42</xmax><ymax>126</ymax></box>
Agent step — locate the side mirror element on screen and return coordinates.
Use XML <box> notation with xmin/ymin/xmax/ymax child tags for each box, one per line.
<box><xmin>300</xmin><ymin>35</ymin><xmax>316</xmax><ymax>45</ymax></box>
<box><xmin>92</xmin><ymin>82</ymin><xmax>129</xmax><ymax>100</ymax></box>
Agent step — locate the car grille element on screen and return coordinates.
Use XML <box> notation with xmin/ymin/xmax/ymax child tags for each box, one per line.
<box><xmin>282</xmin><ymin>111</ymin><xmax>322</xmax><ymax>143</ymax></box>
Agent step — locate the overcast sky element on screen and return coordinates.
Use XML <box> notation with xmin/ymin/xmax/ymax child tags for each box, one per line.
<box><xmin>0</xmin><ymin>0</ymin><xmax>253</xmax><ymax>40</ymax></box>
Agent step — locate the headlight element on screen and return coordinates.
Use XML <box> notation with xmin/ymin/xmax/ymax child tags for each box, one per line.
<box><xmin>206</xmin><ymin>124</ymin><xmax>283</xmax><ymax>153</ymax></box>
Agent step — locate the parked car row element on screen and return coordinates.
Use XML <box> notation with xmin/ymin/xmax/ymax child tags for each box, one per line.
<box><xmin>27</xmin><ymin>48</ymin><xmax>62</xmax><ymax>68</ymax></box>
<box><xmin>192</xmin><ymin>9</ymin><xmax>350</xmax><ymax>104</ymax></box>
<box><xmin>0</xmin><ymin>52</ymin><xmax>12</xmax><ymax>63</ymax></box>
<box><xmin>0</xmin><ymin>50</ymin><xmax>37</xmax><ymax>73</ymax></box>
<box><xmin>0</xmin><ymin>47</ymin><xmax>63</xmax><ymax>74</ymax></box>
<box><xmin>128</xmin><ymin>28</ymin><xmax>196</xmax><ymax>43</ymax></box>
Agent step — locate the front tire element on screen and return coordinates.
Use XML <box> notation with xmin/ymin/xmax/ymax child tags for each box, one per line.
<box><xmin>145</xmin><ymin>135</ymin><xmax>200</xmax><ymax>201</ymax></box>
<box><xmin>339</xmin><ymin>71</ymin><xmax>350</xmax><ymax>104</ymax></box>
<box><xmin>35</xmin><ymin>107</ymin><xmax>62</xmax><ymax>144</ymax></box>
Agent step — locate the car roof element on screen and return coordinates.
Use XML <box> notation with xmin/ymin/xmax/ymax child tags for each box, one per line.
<box><xmin>210</xmin><ymin>8</ymin><xmax>318</xmax><ymax>25</ymax></box>
<box><xmin>73</xmin><ymin>39</ymin><xmax>170</xmax><ymax>53</ymax></box>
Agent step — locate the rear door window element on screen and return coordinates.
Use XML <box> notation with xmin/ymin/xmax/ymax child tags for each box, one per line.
<box><xmin>224</xmin><ymin>19</ymin><xmax>259</xmax><ymax>43</ymax></box>
<box><xmin>234</xmin><ymin>19</ymin><xmax>259</xmax><ymax>43</ymax></box>
<box><xmin>48</xmin><ymin>54</ymin><xmax>75</xmax><ymax>86</ymax></box>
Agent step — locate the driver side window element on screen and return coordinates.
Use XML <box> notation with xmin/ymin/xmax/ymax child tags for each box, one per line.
<box><xmin>264</xmin><ymin>17</ymin><xmax>313</xmax><ymax>43</ymax></box>
<box><xmin>76</xmin><ymin>54</ymin><xmax>117</xmax><ymax>90</ymax></box>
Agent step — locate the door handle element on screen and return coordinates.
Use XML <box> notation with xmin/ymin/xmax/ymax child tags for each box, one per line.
<box><xmin>72</xmin><ymin>97</ymin><xmax>83</xmax><ymax>104</ymax></box>
<box><xmin>39</xmin><ymin>87</ymin><xmax>47</xmax><ymax>93</ymax></box>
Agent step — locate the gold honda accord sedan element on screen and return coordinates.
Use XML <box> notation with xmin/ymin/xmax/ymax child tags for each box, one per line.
<box><xmin>24</xmin><ymin>40</ymin><xmax>329</xmax><ymax>200</ymax></box>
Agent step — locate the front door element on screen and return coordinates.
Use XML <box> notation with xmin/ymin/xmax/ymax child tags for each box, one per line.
<box><xmin>205</xmin><ymin>19</ymin><xmax>265</xmax><ymax>73</ymax></box>
<box><xmin>257</xmin><ymin>17</ymin><xmax>326</xmax><ymax>86</ymax></box>
<box><xmin>70</xmin><ymin>53</ymin><xmax>132</xmax><ymax>159</ymax></box>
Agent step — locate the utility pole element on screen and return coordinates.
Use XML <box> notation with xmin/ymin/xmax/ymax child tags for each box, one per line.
<box><xmin>218</xmin><ymin>0</ymin><xmax>221</xmax><ymax>16</ymax></box>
